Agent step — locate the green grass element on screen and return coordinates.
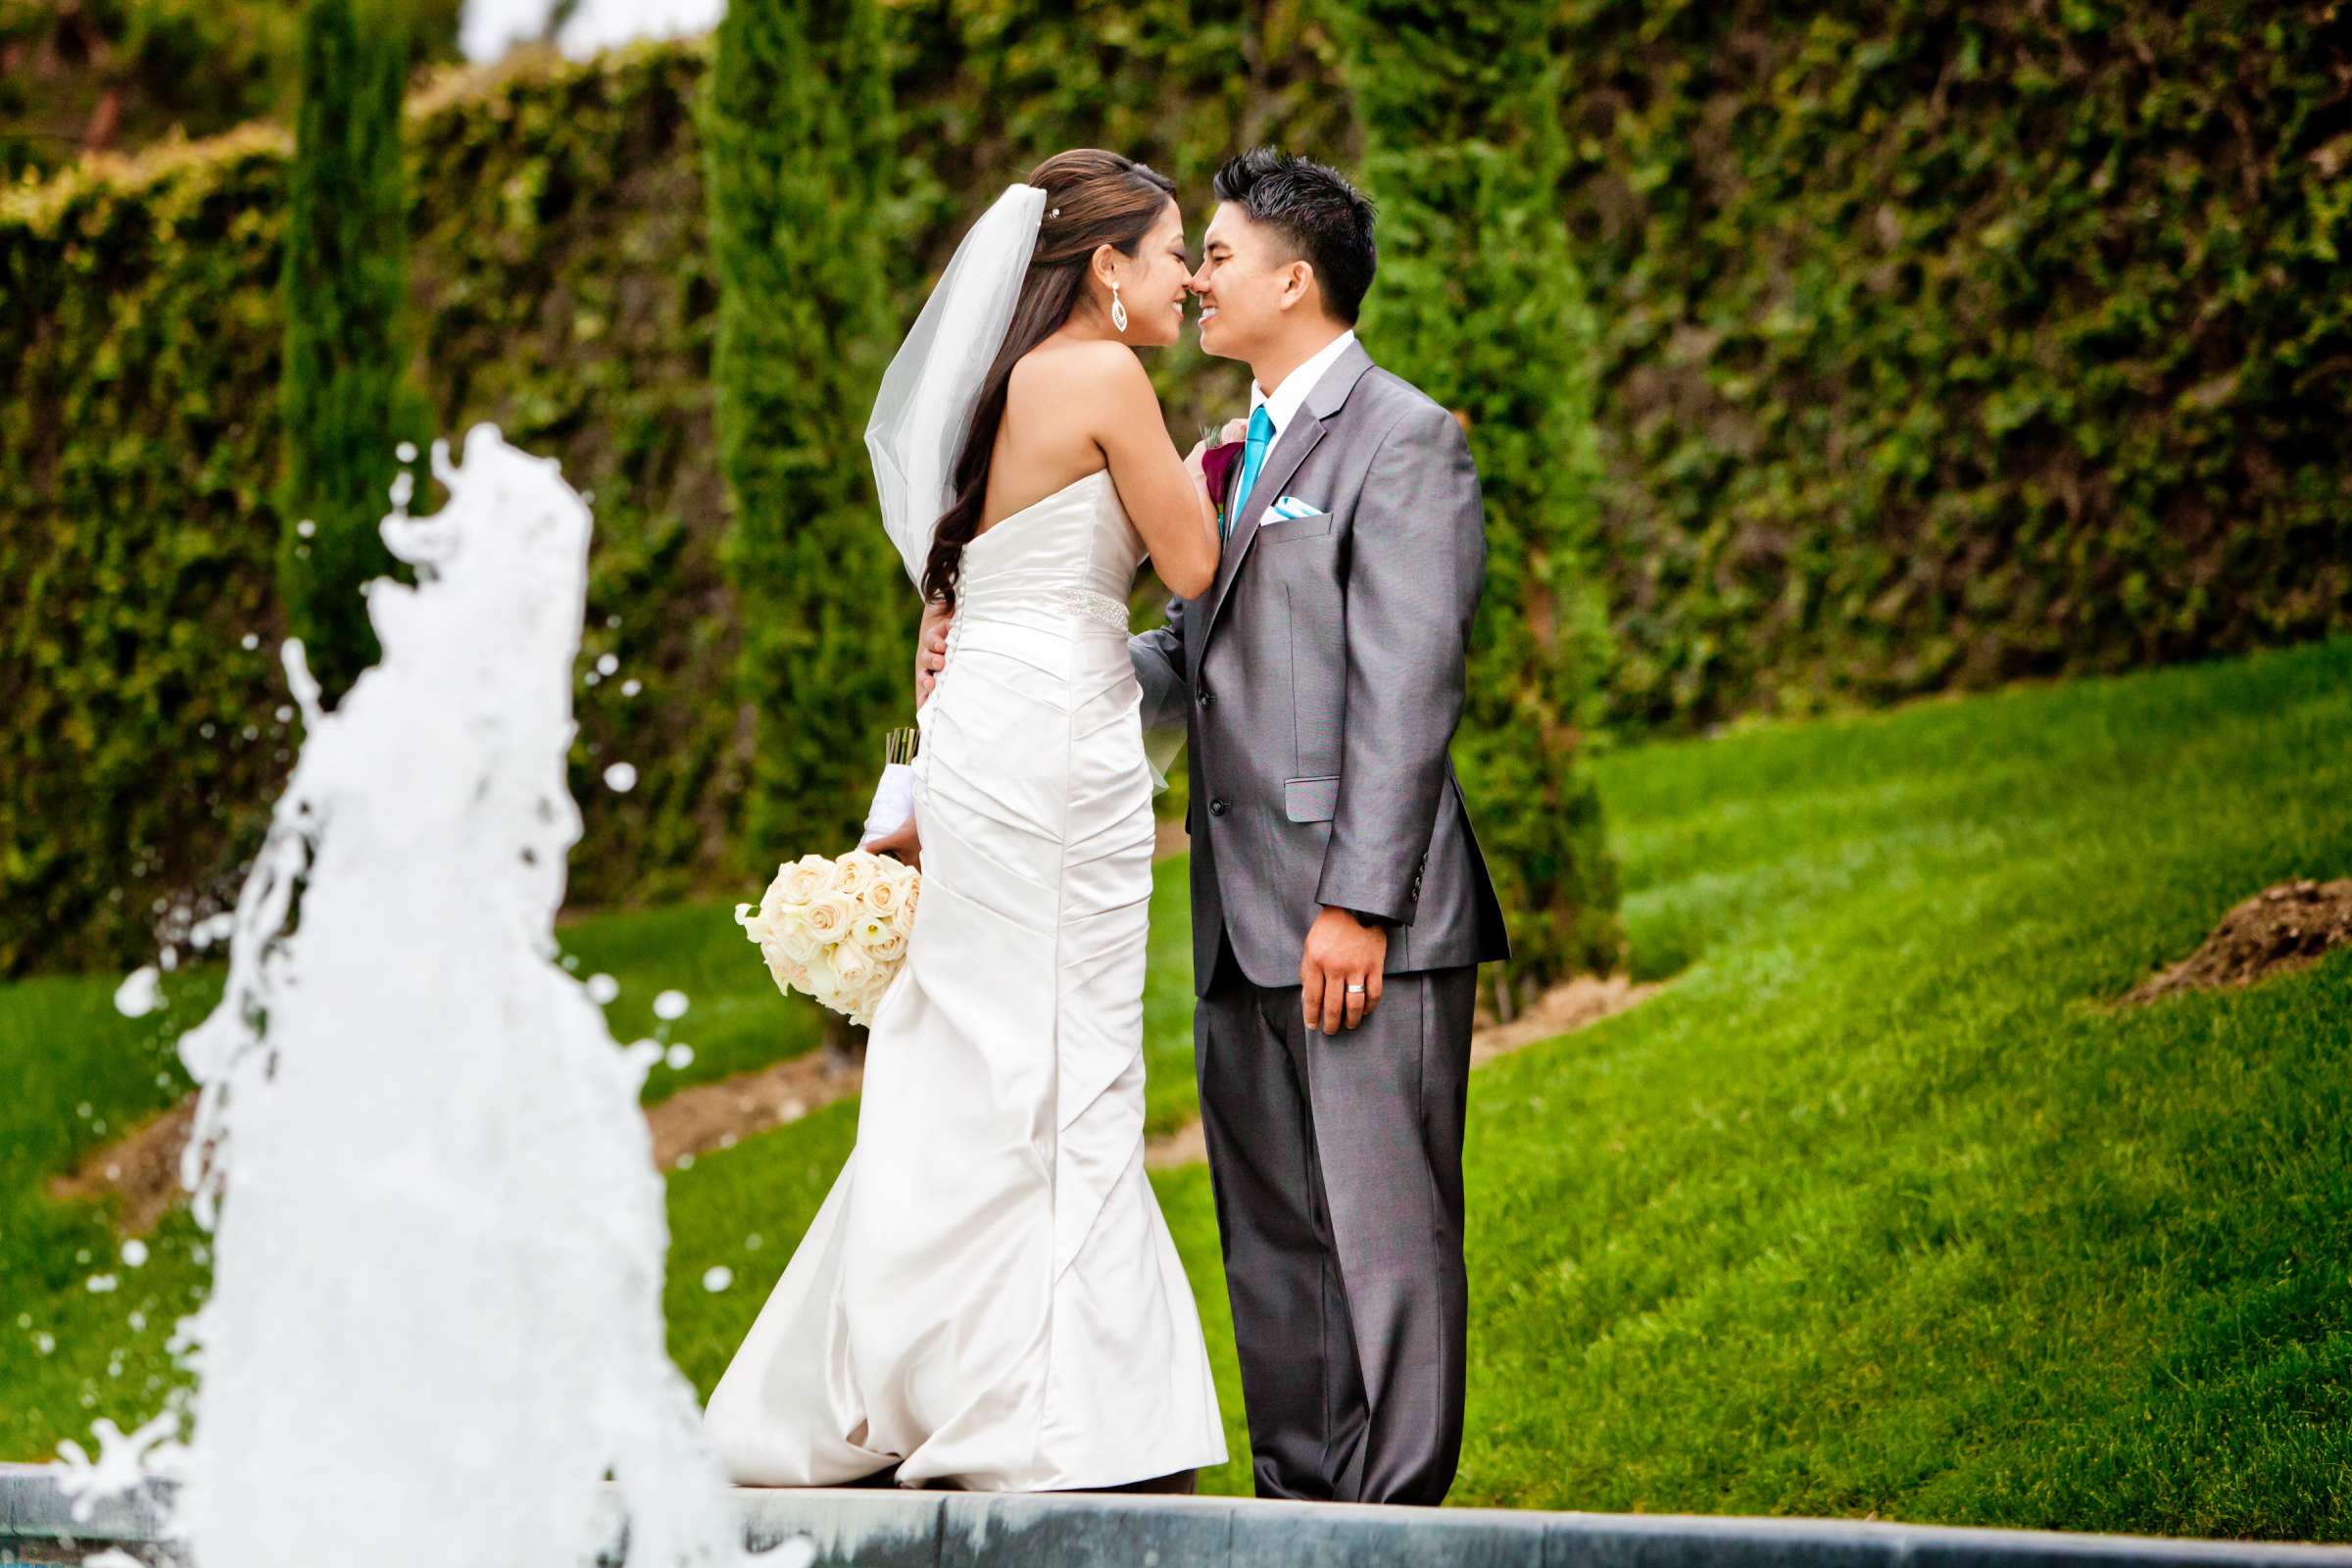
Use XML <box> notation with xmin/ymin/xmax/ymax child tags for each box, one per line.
<box><xmin>7</xmin><ymin>638</ymin><xmax>2349</xmax><ymax>1537</ymax></box>
<box><xmin>0</xmin><ymin>966</ymin><xmax>221</xmax><ymax>1458</ymax></box>
<box><xmin>1142</xmin><ymin>848</ymin><xmax>1201</xmax><ymax>1137</ymax></box>
<box><xmin>1450</xmin><ymin>640</ymin><xmax>2352</xmax><ymax>1534</ymax></box>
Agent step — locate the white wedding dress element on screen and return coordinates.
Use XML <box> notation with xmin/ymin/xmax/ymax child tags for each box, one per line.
<box><xmin>701</xmin><ymin>467</ymin><xmax>1226</xmax><ymax>1491</ymax></box>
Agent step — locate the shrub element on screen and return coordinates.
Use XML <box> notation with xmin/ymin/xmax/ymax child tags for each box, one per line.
<box><xmin>276</xmin><ymin>0</ymin><xmax>430</xmax><ymax>707</ymax></box>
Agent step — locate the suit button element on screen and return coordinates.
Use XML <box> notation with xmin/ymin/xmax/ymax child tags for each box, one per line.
<box><xmin>1208</xmin><ymin>798</ymin><xmax>1228</xmax><ymax>816</ymax></box>
<box><xmin>1198</xmin><ymin>686</ymin><xmax>1214</xmax><ymax>707</ymax></box>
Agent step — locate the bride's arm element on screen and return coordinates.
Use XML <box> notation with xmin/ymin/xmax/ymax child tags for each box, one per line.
<box><xmin>1080</xmin><ymin>345</ymin><xmax>1218</xmax><ymax>599</ymax></box>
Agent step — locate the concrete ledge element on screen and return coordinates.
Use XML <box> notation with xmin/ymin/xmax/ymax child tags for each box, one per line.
<box><xmin>6</xmin><ymin>1463</ymin><xmax>2349</xmax><ymax>1566</ymax></box>
<box><xmin>3</xmin><ymin>1460</ymin><xmax>183</xmax><ymax>1562</ymax></box>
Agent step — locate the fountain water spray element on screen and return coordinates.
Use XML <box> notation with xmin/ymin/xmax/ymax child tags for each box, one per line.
<box><xmin>84</xmin><ymin>426</ymin><xmax>757</xmax><ymax>1566</ymax></box>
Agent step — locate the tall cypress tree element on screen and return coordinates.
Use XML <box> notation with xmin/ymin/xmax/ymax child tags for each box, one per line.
<box><xmin>1334</xmin><ymin>0</ymin><xmax>1624</xmax><ymax>1004</ymax></box>
<box><xmin>703</xmin><ymin>0</ymin><xmax>903</xmax><ymax>876</ymax></box>
<box><xmin>277</xmin><ymin>0</ymin><xmax>426</xmax><ymax>708</ymax></box>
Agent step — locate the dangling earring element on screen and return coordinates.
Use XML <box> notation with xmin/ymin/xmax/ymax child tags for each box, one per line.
<box><xmin>1110</xmin><ymin>279</ymin><xmax>1129</xmax><ymax>334</ymax></box>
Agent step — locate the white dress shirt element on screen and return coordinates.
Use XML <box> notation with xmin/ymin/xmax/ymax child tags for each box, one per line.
<box><xmin>1249</xmin><ymin>328</ymin><xmax>1358</xmax><ymax>442</ymax></box>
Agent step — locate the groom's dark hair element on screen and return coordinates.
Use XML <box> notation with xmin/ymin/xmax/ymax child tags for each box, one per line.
<box><xmin>1212</xmin><ymin>148</ymin><xmax>1377</xmax><ymax>324</ymax></box>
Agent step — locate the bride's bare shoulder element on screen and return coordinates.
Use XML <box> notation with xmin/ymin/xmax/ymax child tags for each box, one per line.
<box><xmin>1010</xmin><ymin>338</ymin><xmax>1152</xmax><ymax>406</ymax></box>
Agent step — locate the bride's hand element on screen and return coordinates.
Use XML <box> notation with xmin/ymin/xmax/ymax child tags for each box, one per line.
<box><xmin>860</xmin><ymin>812</ymin><xmax>920</xmax><ymax>872</ymax></box>
<box><xmin>1183</xmin><ymin>435</ymin><xmax>1210</xmax><ymax>485</ymax></box>
<box><xmin>1182</xmin><ymin>417</ymin><xmax>1249</xmax><ymax>487</ymax></box>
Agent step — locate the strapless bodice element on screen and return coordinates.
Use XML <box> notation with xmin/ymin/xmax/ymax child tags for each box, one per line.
<box><xmin>952</xmin><ymin>468</ymin><xmax>1143</xmax><ymax>638</ymax></box>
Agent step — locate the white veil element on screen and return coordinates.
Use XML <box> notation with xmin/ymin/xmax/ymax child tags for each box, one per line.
<box><xmin>865</xmin><ymin>182</ymin><xmax>1049</xmax><ymax>589</ymax></box>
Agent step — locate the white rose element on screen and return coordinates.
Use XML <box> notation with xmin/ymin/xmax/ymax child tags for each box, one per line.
<box><xmin>868</xmin><ymin>926</ymin><xmax>907</xmax><ymax>962</ymax></box>
<box><xmin>759</xmin><ymin>877</ymin><xmax>804</xmax><ymax>927</ymax></box>
<box><xmin>803</xmin><ymin>893</ymin><xmax>857</xmax><ymax>945</ymax></box>
<box><xmin>775</xmin><ymin>917</ymin><xmax>818</xmax><ymax>963</ymax></box>
<box><xmin>861</xmin><ymin>875</ymin><xmax>902</xmax><ymax>916</ymax></box>
<box><xmin>898</xmin><ymin>877</ymin><xmax>921</xmax><ymax>926</ymax></box>
<box><xmin>833</xmin><ymin>853</ymin><xmax>874</xmax><ymax>897</ymax></box>
<box><xmin>832</xmin><ymin>942</ymin><xmax>873</xmax><ymax>988</ymax></box>
<box><xmin>779</xmin><ymin>855</ymin><xmax>833</xmax><ymax>906</ymax></box>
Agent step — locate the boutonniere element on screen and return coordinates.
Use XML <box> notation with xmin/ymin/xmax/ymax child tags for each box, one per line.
<box><xmin>1200</xmin><ymin>416</ymin><xmax>1250</xmax><ymax>522</ymax></box>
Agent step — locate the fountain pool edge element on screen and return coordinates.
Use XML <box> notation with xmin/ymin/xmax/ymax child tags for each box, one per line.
<box><xmin>6</xmin><ymin>1462</ymin><xmax>2351</xmax><ymax>1566</ymax></box>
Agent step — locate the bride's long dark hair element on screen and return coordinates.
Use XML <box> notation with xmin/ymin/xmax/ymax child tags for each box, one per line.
<box><xmin>921</xmin><ymin>149</ymin><xmax>1178</xmax><ymax>610</ymax></box>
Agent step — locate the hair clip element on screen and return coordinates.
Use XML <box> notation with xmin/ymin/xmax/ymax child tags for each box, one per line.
<box><xmin>1050</xmin><ymin>207</ymin><xmax>1060</xmax><ymax>218</ymax></box>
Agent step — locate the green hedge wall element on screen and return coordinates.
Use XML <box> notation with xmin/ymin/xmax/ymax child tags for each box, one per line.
<box><xmin>7</xmin><ymin>1</ymin><xmax>2348</xmax><ymax>977</ymax></box>
<box><xmin>4</xmin><ymin>126</ymin><xmax>299</xmax><ymax>979</ymax></box>
<box><xmin>1562</xmin><ymin>1</ymin><xmax>2352</xmax><ymax>727</ymax></box>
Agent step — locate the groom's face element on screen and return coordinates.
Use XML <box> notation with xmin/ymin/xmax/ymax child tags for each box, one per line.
<box><xmin>1189</xmin><ymin>203</ymin><xmax>1297</xmax><ymax>363</ymax></box>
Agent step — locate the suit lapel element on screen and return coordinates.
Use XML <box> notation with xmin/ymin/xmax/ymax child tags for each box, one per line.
<box><xmin>1192</xmin><ymin>341</ymin><xmax>1376</xmax><ymax>675</ymax></box>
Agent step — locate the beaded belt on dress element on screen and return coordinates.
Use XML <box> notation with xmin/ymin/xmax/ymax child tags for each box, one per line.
<box><xmin>953</xmin><ymin>585</ymin><xmax>1132</xmax><ymax>635</ymax></box>
<box><xmin>1055</xmin><ymin>586</ymin><xmax>1132</xmax><ymax>631</ymax></box>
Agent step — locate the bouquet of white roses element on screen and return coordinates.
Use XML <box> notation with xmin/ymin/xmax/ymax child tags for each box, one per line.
<box><xmin>735</xmin><ymin>849</ymin><xmax>920</xmax><ymax>1027</ymax></box>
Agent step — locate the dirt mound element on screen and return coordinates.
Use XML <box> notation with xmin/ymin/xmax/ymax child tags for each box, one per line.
<box><xmin>46</xmin><ymin>1100</ymin><xmax>198</xmax><ymax>1236</ymax></box>
<box><xmin>2119</xmin><ymin>877</ymin><xmax>2352</xmax><ymax>1006</ymax></box>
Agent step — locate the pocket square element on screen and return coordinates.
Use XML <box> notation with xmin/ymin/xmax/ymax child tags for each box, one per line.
<box><xmin>1256</xmin><ymin>498</ymin><xmax>1335</xmax><ymax>540</ymax></box>
<box><xmin>1257</xmin><ymin>495</ymin><xmax>1326</xmax><ymax>529</ymax></box>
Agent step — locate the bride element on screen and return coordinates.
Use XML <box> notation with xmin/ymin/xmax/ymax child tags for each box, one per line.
<box><xmin>699</xmin><ymin>150</ymin><xmax>1228</xmax><ymax>1493</ymax></box>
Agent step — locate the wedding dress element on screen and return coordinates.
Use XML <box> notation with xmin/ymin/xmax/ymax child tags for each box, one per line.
<box><xmin>700</xmin><ymin>466</ymin><xmax>1226</xmax><ymax>1491</ymax></box>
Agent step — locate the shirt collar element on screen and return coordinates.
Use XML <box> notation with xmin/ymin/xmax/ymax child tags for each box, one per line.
<box><xmin>1249</xmin><ymin>328</ymin><xmax>1358</xmax><ymax>439</ymax></box>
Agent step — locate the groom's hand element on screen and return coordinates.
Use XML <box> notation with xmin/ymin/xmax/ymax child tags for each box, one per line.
<box><xmin>1300</xmin><ymin>906</ymin><xmax>1387</xmax><ymax>1035</ymax></box>
<box><xmin>860</xmin><ymin>813</ymin><xmax>921</xmax><ymax>872</ymax></box>
<box><xmin>915</xmin><ymin>603</ymin><xmax>951</xmax><ymax>705</ymax></box>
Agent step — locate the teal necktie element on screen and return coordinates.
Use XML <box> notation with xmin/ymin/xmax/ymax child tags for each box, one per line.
<box><xmin>1226</xmin><ymin>404</ymin><xmax>1275</xmax><ymax>542</ymax></box>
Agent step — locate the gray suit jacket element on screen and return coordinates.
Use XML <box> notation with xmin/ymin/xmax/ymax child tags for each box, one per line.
<box><xmin>1131</xmin><ymin>339</ymin><xmax>1510</xmax><ymax>995</ymax></box>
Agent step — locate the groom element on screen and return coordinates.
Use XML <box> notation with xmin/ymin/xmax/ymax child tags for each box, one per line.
<box><xmin>1130</xmin><ymin>148</ymin><xmax>1509</xmax><ymax>1505</ymax></box>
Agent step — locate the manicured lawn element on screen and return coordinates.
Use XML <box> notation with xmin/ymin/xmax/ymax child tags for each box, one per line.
<box><xmin>0</xmin><ymin>966</ymin><xmax>220</xmax><ymax>1461</ymax></box>
<box><xmin>6</xmin><ymin>637</ymin><xmax>2348</xmax><ymax>1541</ymax></box>
<box><xmin>1446</xmin><ymin>638</ymin><xmax>2351</xmax><ymax>1535</ymax></box>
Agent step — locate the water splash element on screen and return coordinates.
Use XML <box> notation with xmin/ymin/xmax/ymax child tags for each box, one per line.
<box><xmin>139</xmin><ymin>425</ymin><xmax>754</xmax><ymax>1567</ymax></box>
